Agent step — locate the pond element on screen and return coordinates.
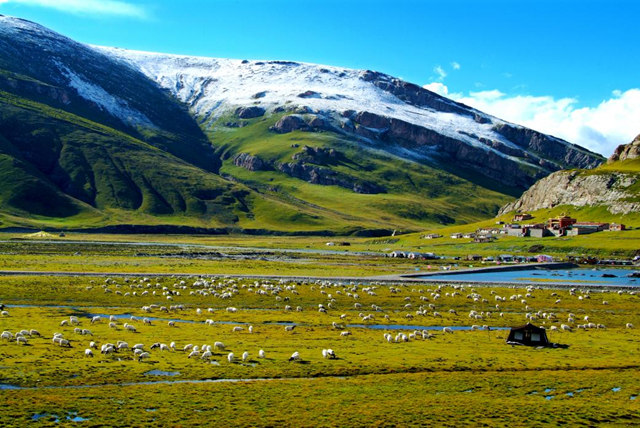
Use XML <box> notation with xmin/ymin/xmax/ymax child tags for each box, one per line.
<box><xmin>421</xmin><ymin>268</ymin><xmax>639</xmax><ymax>287</ymax></box>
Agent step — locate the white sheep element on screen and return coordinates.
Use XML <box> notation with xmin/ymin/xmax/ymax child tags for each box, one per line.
<box><xmin>91</xmin><ymin>316</ymin><xmax>101</xmax><ymax>324</ymax></box>
<box><xmin>340</xmin><ymin>331</ymin><xmax>351</xmax><ymax>337</ymax></box>
<box><xmin>443</xmin><ymin>327</ymin><xmax>453</xmax><ymax>334</ymax></box>
<box><xmin>242</xmin><ymin>351</ymin><xmax>249</xmax><ymax>362</ymax></box>
<box><xmin>89</xmin><ymin>341</ymin><xmax>98</xmax><ymax>349</ymax></box>
<box><xmin>227</xmin><ymin>352</ymin><xmax>235</xmax><ymax>363</ymax></box>
<box><xmin>284</xmin><ymin>325</ymin><xmax>296</xmax><ymax>332</ymax></box>
<box><xmin>258</xmin><ymin>349</ymin><xmax>265</xmax><ymax>358</ymax></box>
<box><xmin>137</xmin><ymin>352</ymin><xmax>150</xmax><ymax>361</ymax></box>
<box><xmin>201</xmin><ymin>350</ymin><xmax>212</xmax><ymax>360</ymax></box>
<box><xmin>232</xmin><ymin>326</ymin><xmax>244</xmax><ymax>332</ymax></box>
<box><xmin>214</xmin><ymin>341</ymin><xmax>225</xmax><ymax>350</ymax></box>
<box><xmin>289</xmin><ymin>351</ymin><xmax>301</xmax><ymax>362</ymax></box>
<box><xmin>16</xmin><ymin>336</ymin><xmax>28</xmax><ymax>345</ymax></box>
<box><xmin>85</xmin><ymin>349</ymin><xmax>94</xmax><ymax>357</ymax></box>
<box><xmin>626</xmin><ymin>323</ymin><xmax>635</xmax><ymax>329</ymax></box>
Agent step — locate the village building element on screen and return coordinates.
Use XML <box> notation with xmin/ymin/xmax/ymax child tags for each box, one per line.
<box><xmin>609</xmin><ymin>223</ymin><xmax>626</xmax><ymax>231</ymax></box>
<box><xmin>513</xmin><ymin>213</ymin><xmax>533</xmax><ymax>222</ymax></box>
<box><xmin>423</xmin><ymin>233</ymin><xmax>442</xmax><ymax>239</ymax></box>
<box><xmin>566</xmin><ymin>222</ymin><xmax>609</xmax><ymax>236</ymax></box>
<box><xmin>450</xmin><ymin>233</ymin><xmax>463</xmax><ymax>239</ymax></box>
<box><xmin>474</xmin><ymin>235</ymin><xmax>496</xmax><ymax>243</ymax></box>
<box><xmin>466</xmin><ymin>254</ymin><xmax>482</xmax><ymax>261</ymax></box>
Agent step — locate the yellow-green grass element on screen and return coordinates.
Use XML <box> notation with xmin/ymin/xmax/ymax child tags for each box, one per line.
<box><xmin>0</xmin><ymin>274</ymin><xmax>639</xmax><ymax>425</ymax></box>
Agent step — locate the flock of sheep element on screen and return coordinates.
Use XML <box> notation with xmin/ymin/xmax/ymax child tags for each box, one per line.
<box><xmin>1</xmin><ymin>276</ymin><xmax>638</xmax><ymax>370</ymax></box>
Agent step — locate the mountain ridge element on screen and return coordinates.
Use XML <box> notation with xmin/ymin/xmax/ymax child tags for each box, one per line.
<box><xmin>0</xmin><ymin>15</ymin><xmax>606</xmax><ymax>233</ymax></box>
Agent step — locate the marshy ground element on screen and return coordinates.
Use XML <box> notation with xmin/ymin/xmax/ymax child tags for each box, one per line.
<box><xmin>0</xmin><ymin>237</ymin><xmax>639</xmax><ymax>426</ymax></box>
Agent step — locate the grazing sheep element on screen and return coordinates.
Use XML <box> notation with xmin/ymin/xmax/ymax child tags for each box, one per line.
<box><xmin>242</xmin><ymin>351</ymin><xmax>250</xmax><ymax>362</ymax></box>
<box><xmin>1</xmin><ymin>331</ymin><xmax>13</xmax><ymax>340</ymax></box>
<box><xmin>188</xmin><ymin>350</ymin><xmax>200</xmax><ymax>358</ymax></box>
<box><xmin>248</xmin><ymin>326</ymin><xmax>254</xmax><ymax>334</ymax></box>
<box><xmin>214</xmin><ymin>341</ymin><xmax>225</xmax><ymax>351</ymax></box>
<box><xmin>16</xmin><ymin>336</ymin><xmax>28</xmax><ymax>345</ymax></box>
<box><xmin>201</xmin><ymin>350</ymin><xmax>212</xmax><ymax>360</ymax></box>
<box><xmin>284</xmin><ymin>325</ymin><xmax>296</xmax><ymax>332</ymax></box>
<box><xmin>560</xmin><ymin>324</ymin><xmax>572</xmax><ymax>331</ymax></box>
<box><xmin>443</xmin><ymin>327</ymin><xmax>453</xmax><ymax>334</ymax></box>
<box><xmin>160</xmin><ymin>344</ymin><xmax>170</xmax><ymax>352</ymax></box>
<box><xmin>84</xmin><ymin>349</ymin><xmax>94</xmax><ymax>357</ymax></box>
<box><xmin>227</xmin><ymin>352</ymin><xmax>235</xmax><ymax>363</ymax></box>
<box><xmin>258</xmin><ymin>349</ymin><xmax>265</xmax><ymax>358</ymax></box>
<box><xmin>288</xmin><ymin>351</ymin><xmax>301</xmax><ymax>362</ymax></box>
<box><xmin>1</xmin><ymin>311</ymin><xmax>8</xmax><ymax>317</ymax></box>
<box><xmin>168</xmin><ymin>321</ymin><xmax>176</xmax><ymax>327</ymax></box>
<box><xmin>626</xmin><ymin>323</ymin><xmax>634</xmax><ymax>329</ymax></box>
<box><xmin>322</xmin><ymin>349</ymin><xmax>336</xmax><ymax>359</ymax></box>
<box><xmin>60</xmin><ymin>320</ymin><xmax>69</xmax><ymax>326</ymax></box>
<box><xmin>89</xmin><ymin>341</ymin><xmax>98</xmax><ymax>349</ymax></box>
<box><xmin>340</xmin><ymin>331</ymin><xmax>352</xmax><ymax>337</ymax></box>
<box><xmin>137</xmin><ymin>352</ymin><xmax>150</xmax><ymax>361</ymax></box>
<box><xmin>170</xmin><ymin>342</ymin><xmax>176</xmax><ymax>351</ymax></box>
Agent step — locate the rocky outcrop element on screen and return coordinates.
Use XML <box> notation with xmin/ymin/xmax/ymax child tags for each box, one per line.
<box><xmin>359</xmin><ymin>70</ymin><xmax>475</xmax><ymax>118</ymax></box>
<box><xmin>277</xmin><ymin>161</ymin><xmax>385</xmax><ymax>194</ymax></box>
<box><xmin>609</xmin><ymin>134</ymin><xmax>640</xmax><ymax>162</ymax></box>
<box><xmin>292</xmin><ymin>146</ymin><xmax>339</xmax><ymax>165</ymax></box>
<box><xmin>491</xmin><ymin>123</ymin><xmax>603</xmax><ymax>170</ymax></box>
<box><xmin>233</xmin><ymin>153</ymin><xmax>268</xmax><ymax>171</ymax></box>
<box><xmin>270</xmin><ymin>114</ymin><xmax>336</xmax><ymax>134</ymax></box>
<box><xmin>499</xmin><ymin>170</ymin><xmax>640</xmax><ymax>215</ymax></box>
<box><xmin>270</xmin><ymin>115</ymin><xmax>310</xmax><ymax>133</ymax></box>
<box><xmin>235</xmin><ymin>106</ymin><xmax>265</xmax><ymax>119</ymax></box>
<box><xmin>351</xmin><ymin>111</ymin><xmax>551</xmax><ymax>188</ymax></box>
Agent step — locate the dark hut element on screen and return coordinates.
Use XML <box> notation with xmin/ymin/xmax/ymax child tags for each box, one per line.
<box><xmin>506</xmin><ymin>323</ymin><xmax>549</xmax><ymax>347</ymax></box>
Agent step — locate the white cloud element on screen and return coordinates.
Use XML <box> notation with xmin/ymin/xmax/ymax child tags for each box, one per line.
<box><xmin>451</xmin><ymin>61</ymin><xmax>461</xmax><ymax>70</ymax></box>
<box><xmin>0</xmin><ymin>0</ymin><xmax>147</xmax><ymax>18</ymax></box>
<box><xmin>453</xmin><ymin>88</ymin><xmax>640</xmax><ymax>157</ymax></box>
<box><xmin>433</xmin><ymin>65</ymin><xmax>447</xmax><ymax>81</ymax></box>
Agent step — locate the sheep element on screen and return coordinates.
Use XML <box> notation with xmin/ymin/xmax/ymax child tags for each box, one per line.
<box><xmin>258</xmin><ymin>349</ymin><xmax>265</xmax><ymax>359</ymax></box>
<box><xmin>170</xmin><ymin>342</ymin><xmax>176</xmax><ymax>351</ymax></box>
<box><xmin>560</xmin><ymin>324</ymin><xmax>572</xmax><ymax>331</ymax></box>
<box><xmin>188</xmin><ymin>350</ymin><xmax>200</xmax><ymax>358</ymax></box>
<box><xmin>89</xmin><ymin>341</ymin><xmax>98</xmax><ymax>349</ymax></box>
<box><xmin>143</xmin><ymin>318</ymin><xmax>152</xmax><ymax>325</ymax></box>
<box><xmin>232</xmin><ymin>326</ymin><xmax>244</xmax><ymax>333</ymax></box>
<box><xmin>1</xmin><ymin>310</ymin><xmax>8</xmax><ymax>316</ymax></box>
<box><xmin>90</xmin><ymin>316</ymin><xmax>102</xmax><ymax>324</ymax></box>
<box><xmin>322</xmin><ymin>349</ymin><xmax>336</xmax><ymax>359</ymax></box>
<box><xmin>242</xmin><ymin>351</ymin><xmax>249</xmax><ymax>362</ymax></box>
<box><xmin>340</xmin><ymin>331</ymin><xmax>352</xmax><ymax>337</ymax></box>
<box><xmin>284</xmin><ymin>325</ymin><xmax>296</xmax><ymax>332</ymax></box>
<box><xmin>214</xmin><ymin>341</ymin><xmax>225</xmax><ymax>351</ymax></box>
<box><xmin>60</xmin><ymin>320</ymin><xmax>69</xmax><ymax>326</ymax></box>
<box><xmin>133</xmin><ymin>343</ymin><xmax>144</xmax><ymax>350</ymax></box>
<box><xmin>29</xmin><ymin>329</ymin><xmax>40</xmax><ymax>337</ymax></box>
<box><xmin>227</xmin><ymin>352</ymin><xmax>235</xmax><ymax>363</ymax></box>
<box><xmin>443</xmin><ymin>327</ymin><xmax>453</xmax><ymax>334</ymax></box>
<box><xmin>58</xmin><ymin>339</ymin><xmax>71</xmax><ymax>347</ymax></box>
<box><xmin>85</xmin><ymin>348</ymin><xmax>94</xmax><ymax>357</ymax></box>
<box><xmin>137</xmin><ymin>352</ymin><xmax>150</xmax><ymax>361</ymax></box>
<box><xmin>288</xmin><ymin>351</ymin><xmax>301</xmax><ymax>362</ymax></box>
<box><xmin>16</xmin><ymin>336</ymin><xmax>28</xmax><ymax>345</ymax></box>
<box><xmin>248</xmin><ymin>325</ymin><xmax>254</xmax><ymax>334</ymax></box>
<box><xmin>201</xmin><ymin>350</ymin><xmax>212</xmax><ymax>360</ymax></box>
<box><xmin>117</xmin><ymin>342</ymin><xmax>129</xmax><ymax>351</ymax></box>
<box><xmin>626</xmin><ymin>323</ymin><xmax>635</xmax><ymax>329</ymax></box>
<box><xmin>168</xmin><ymin>321</ymin><xmax>175</xmax><ymax>327</ymax></box>
<box><xmin>1</xmin><ymin>331</ymin><xmax>12</xmax><ymax>340</ymax></box>
<box><xmin>160</xmin><ymin>343</ymin><xmax>170</xmax><ymax>352</ymax></box>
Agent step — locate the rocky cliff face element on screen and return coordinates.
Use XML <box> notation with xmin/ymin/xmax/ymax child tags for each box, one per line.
<box><xmin>500</xmin><ymin>136</ymin><xmax>640</xmax><ymax>215</ymax></box>
<box><xmin>609</xmin><ymin>134</ymin><xmax>640</xmax><ymax>163</ymax></box>
<box><xmin>498</xmin><ymin>170</ymin><xmax>639</xmax><ymax>215</ymax></box>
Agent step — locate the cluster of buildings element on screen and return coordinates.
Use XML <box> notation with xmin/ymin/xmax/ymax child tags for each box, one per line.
<box><xmin>423</xmin><ymin>214</ymin><xmax>627</xmax><ymax>242</ymax></box>
<box><xmin>503</xmin><ymin>214</ymin><xmax>626</xmax><ymax>238</ymax></box>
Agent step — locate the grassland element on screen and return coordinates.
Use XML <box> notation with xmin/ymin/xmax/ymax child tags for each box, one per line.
<box><xmin>0</xmin><ymin>262</ymin><xmax>639</xmax><ymax>426</ymax></box>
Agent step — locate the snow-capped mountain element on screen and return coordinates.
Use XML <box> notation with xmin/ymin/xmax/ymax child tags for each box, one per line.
<box><xmin>97</xmin><ymin>46</ymin><xmax>603</xmax><ymax>188</ymax></box>
<box><xmin>0</xmin><ymin>15</ymin><xmax>606</xmax><ymax>232</ymax></box>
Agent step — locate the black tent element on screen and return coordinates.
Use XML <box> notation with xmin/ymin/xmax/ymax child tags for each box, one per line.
<box><xmin>506</xmin><ymin>323</ymin><xmax>550</xmax><ymax>347</ymax></box>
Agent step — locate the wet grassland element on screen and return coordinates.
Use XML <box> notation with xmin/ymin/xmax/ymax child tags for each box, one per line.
<box><xmin>1</xmin><ymin>272</ymin><xmax>639</xmax><ymax>426</ymax></box>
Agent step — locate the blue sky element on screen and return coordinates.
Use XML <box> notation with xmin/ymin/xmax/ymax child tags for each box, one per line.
<box><xmin>1</xmin><ymin>0</ymin><xmax>638</xmax><ymax>155</ymax></box>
